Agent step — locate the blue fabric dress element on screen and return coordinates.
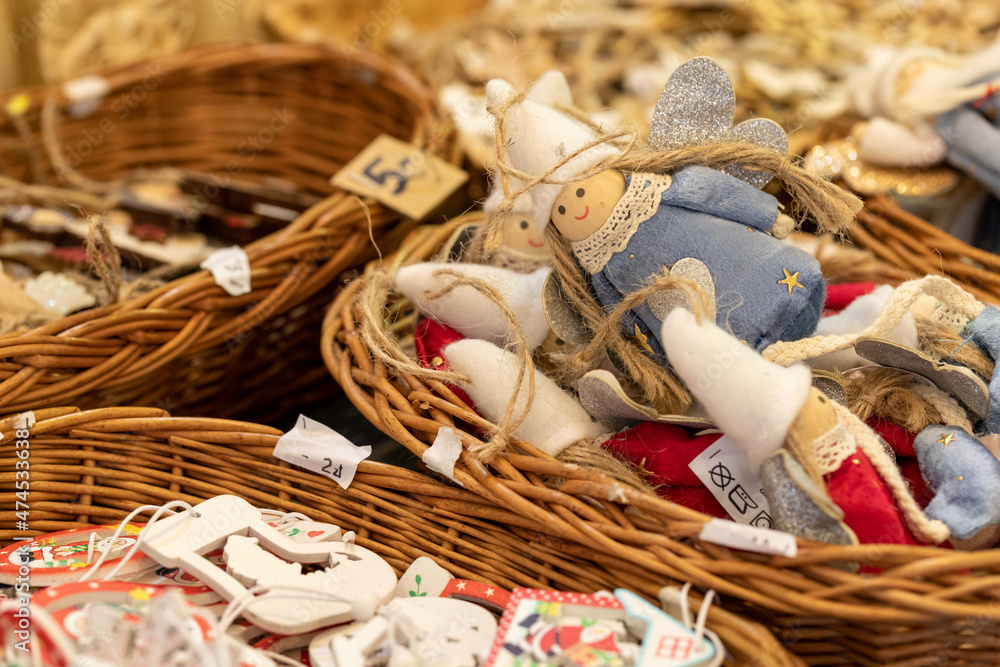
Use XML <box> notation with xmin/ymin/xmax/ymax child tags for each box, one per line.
<box><xmin>581</xmin><ymin>166</ymin><xmax>825</xmax><ymax>358</ymax></box>
<box><xmin>936</xmin><ymin>80</ymin><xmax>1000</xmax><ymax>199</ymax></box>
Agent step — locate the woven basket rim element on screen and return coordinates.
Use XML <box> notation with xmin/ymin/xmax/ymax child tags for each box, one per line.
<box><xmin>0</xmin><ymin>41</ymin><xmax>450</xmax><ymax>417</ymax></box>
<box><xmin>319</xmin><ymin>214</ymin><xmax>1000</xmax><ymax>653</ymax></box>
<box><xmin>0</xmin><ymin>402</ymin><xmax>804</xmax><ymax>666</ymax></box>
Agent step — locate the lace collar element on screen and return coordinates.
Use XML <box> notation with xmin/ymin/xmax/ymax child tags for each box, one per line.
<box><xmin>569</xmin><ymin>172</ymin><xmax>672</xmax><ymax>274</ymax></box>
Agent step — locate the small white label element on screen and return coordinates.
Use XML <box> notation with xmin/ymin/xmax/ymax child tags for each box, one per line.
<box><xmin>200</xmin><ymin>246</ymin><xmax>251</xmax><ymax>296</ymax></box>
<box><xmin>13</xmin><ymin>411</ymin><xmax>35</xmax><ymax>429</ymax></box>
<box><xmin>274</xmin><ymin>415</ymin><xmax>371</xmax><ymax>490</ymax></box>
<box><xmin>689</xmin><ymin>435</ymin><xmax>773</xmax><ymax>528</ymax></box>
<box><xmin>62</xmin><ymin>75</ymin><xmax>110</xmax><ymax>118</ymax></box>
<box><xmin>422</xmin><ymin>427</ymin><xmax>464</xmax><ymax>486</ymax></box>
<box><xmin>699</xmin><ymin>518</ymin><xmax>797</xmax><ymax>558</ymax></box>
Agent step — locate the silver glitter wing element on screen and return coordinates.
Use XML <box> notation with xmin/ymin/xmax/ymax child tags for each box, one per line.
<box><xmin>649</xmin><ymin>56</ymin><xmax>788</xmax><ymax>189</ymax></box>
<box><xmin>649</xmin><ymin>57</ymin><xmax>734</xmax><ymax>152</ymax></box>
<box><xmin>725</xmin><ymin>117</ymin><xmax>788</xmax><ymax>188</ymax></box>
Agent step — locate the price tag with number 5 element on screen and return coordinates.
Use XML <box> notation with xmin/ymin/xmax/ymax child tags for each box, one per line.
<box><xmin>331</xmin><ymin>135</ymin><xmax>468</xmax><ymax>220</ymax></box>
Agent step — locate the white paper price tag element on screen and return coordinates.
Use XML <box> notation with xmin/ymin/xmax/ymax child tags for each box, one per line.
<box><xmin>62</xmin><ymin>75</ymin><xmax>110</xmax><ymax>117</ymax></box>
<box><xmin>274</xmin><ymin>415</ymin><xmax>372</xmax><ymax>490</ymax></box>
<box><xmin>331</xmin><ymin>135</ymin><xmax>469</xmax><ymax>220</ymax></box>
<box><xmin>689</xmin><ymin>435</ymin><xmax>773</xmax><ymax>528</ymax></box>
<box><xmin>699</xmin><ymin>518</ymin><xmax>797</xmax><ymax>558</ymax></box>
<box><xmin>422</xmin><ymin>427</ymin><xmax>463</xmax><ymax>486</ymax></box>
<box><xmin>13</xmin><ymin>411</ymin><xmax>34</xmax><ymax>430</ymax></box>
<box><xmin>200</xmin><ymin>246</ymin><xmax>251</xmax><ymax>296</ymax></box>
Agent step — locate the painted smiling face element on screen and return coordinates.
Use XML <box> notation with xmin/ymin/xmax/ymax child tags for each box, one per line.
<box><xmin>549</xmin><ymin>170</ymin><xmax>626</xmax><ymax>241</ymax></box>
<box><xmin>502</xmin><ymin>214</ymin><xmax>549</xmax><ymax>259</ymax></box>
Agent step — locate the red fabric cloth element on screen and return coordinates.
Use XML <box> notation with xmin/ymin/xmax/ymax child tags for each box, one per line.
<box><xmin>413</xmin><ymin>318</ymin><xmax>475</xmax><ymax>408</ymax></box>
<box><xmin>825</xmin><ymin>447</ymin><xmax>921</xmax><ymax>546</ymax></box>
<box><xmin>601</xmin><ymin>422</ymin><xmax>729</xmax><ymax>518</ymax></box>
<box><xmin>868</xmin><ymin>418</ymin><xmax>917</xmax><ymax>457</ymax></box>
<box><xmin>823</xmin><ymin>282</ymin><xmax>877</xmax><ymax>314</ymax></box>
<box><xmin>866</xmin><ymin>417</ymin><xmax>934</xmax><ymax>508</ymax></box>
<box><xmin>899</xmin><ymin>458</ymin><xmax>934</xmax><ymax>509</ymax></box>
<box><xmin>602</xmin><ymin>421</ymin><xmax>722</xmax><ymax>487</ymax></box>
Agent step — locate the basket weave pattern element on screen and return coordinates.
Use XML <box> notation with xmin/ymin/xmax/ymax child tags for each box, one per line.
<box><xmin>0</xmin><ymin>42</ymin><xmax>446</xmax><ymax>421</ymax></box>
<box><xmin>854</xmin><ymin>196</ymin><xmax>1000</xmax><ymax>305</ymax></box>
<box><xmin>321</xmin><ymin>221</ymin><xmax>1000</xmax><ymax>667</ymax></box>
<box><xmin>0</xmin><ymin>404</ymin><xmax>799</xmax><ymax>666</ymax></box>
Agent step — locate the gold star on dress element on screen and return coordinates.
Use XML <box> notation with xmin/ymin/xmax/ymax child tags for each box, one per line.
<box><xmin>777</xmin><ymin>268</ymin><xmax>805</xmax><ymax>296</ymax></box>
<box><xmin>937</xmin><ymin>432</ymin><xmax>955</xmax><ymax>447</ymax></box>
<box><xmin>629</xmin><ymin>324</ymin><xmax>654</xmax><ymax>353</ymax></box>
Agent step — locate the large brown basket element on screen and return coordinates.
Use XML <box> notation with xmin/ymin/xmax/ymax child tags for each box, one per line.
<box><xmin>321</xmin><ymin>219</ymin><xmax>1000</xmax><ymax>667</ymax></box>
<box><xmin>0</xmin><ymin>405</ymin><xmax>797</xmax><ymax>666</ymax></box>
<box><xmin>0</xmin><ymin>41</ymin><xmax>450</xmax><ymax>422</ymax></box>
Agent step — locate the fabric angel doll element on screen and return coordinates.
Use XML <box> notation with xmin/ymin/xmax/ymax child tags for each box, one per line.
<box><xmin>486</xmin><ymin>57</ymin><xmax>825</xmax><ymax>359</ymax></box>
<box><xmin>847</xmin><ymin>37</ymin><xmax>1000</xmax><ymax>198</ymax></box>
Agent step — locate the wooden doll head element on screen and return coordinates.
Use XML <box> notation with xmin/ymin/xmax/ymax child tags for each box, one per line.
<box><xmin>548</xmin><ymin>170</ymin><xmax>626</xmax><ymax>241</ymax></box>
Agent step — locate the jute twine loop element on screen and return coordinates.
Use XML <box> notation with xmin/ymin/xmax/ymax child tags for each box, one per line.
<box><xmin>354</xmin><ymin>262</ymin><xmax>541</xmax><ymax>462</ymax></box>
<box><xmin>764</xmin><ymin>276</ymin><xmax>986</xmax><ymax>366</ymax></box>
<box><xmin>85</xmin><ymin>215</ymin><xmax>121</xmax><ymax>305</ymax></box>
<box><xmin>422</xmin><ymin>268</ymin><xmax>537</xmax><ymax>462</ymax></box>
<box><xmin>42</xmin><ymin>96</ymin><xmax>124</xmax><ymax>199</ymax></box>
<box><xmin>353</xmin><ymin>258</ymin><xmax>674</xmax><ymax>481</ymax></box>
<box><xmin>0</xmin><ymin>98</ymin><xmax>121</xmax><ymax>211</ymax></box>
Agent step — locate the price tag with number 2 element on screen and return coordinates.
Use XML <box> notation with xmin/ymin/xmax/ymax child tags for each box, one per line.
<box><xmin>272</xmin><ymin>415</ymin><xmax>372</xmax><ymax>490</ymax></box>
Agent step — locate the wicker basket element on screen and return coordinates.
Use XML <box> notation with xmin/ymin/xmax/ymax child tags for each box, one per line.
<box><xmin>853</xmin><ymin>195</ymin><xmax>1000</xmax><ymax>306</ymax></box>
<box><xmin>321</xmin><ymin>220</ymin><xmax>1000</xmax><ymax>667</ymax></box>
<box><xmin>0</xmin><ymin>404</ymin><xmax>797</xmax><ymax>666</ymax></box>
<box><xmin>0</xmin><ymin>41</ymin><xmax>452</xmax><ymax>423</ymax></box>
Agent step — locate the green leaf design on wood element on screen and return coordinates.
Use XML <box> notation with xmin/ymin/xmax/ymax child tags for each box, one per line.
<box><xmin>410</xmin><ymin>573</ymin><xmax>427</xmax><ymax>597</ymax></box>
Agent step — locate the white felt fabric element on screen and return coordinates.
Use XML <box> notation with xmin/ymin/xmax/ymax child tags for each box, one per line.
<box><xmin>394</xmin><ymin>262</ymin><xmax>551</xmax><ymax>351</ymax></box>
<box><xmin>485</xmin><ymin>77</ymin><xmax>622</xmax><ymax>233</ymax></box>
<box><xmin>847</xmin><ymin>46</ymin><xmax>938</xmax><ymax>119</ymax></box>
<box><xmin>858</xmin><ymin>117</ymin><xmax>946</xmax><ymax>167</ymax></box>
<box><xmin>809</xmin><ymin>285</ymin><xmax>919</xmax><ymax>372</ymax></box>
<box><xmin>526</xmin><ymin>70</ymin><xmax>574</xmax><ymax>107</ymax></box>
<box><xmin>441</xmin><ymin>83</ymin><xmax>494</xmax><ymax>167</ymax></box>
<box><xmin>743</xmin><ymin>61</ymin><xmax>826</xmax><ymax>103</ymax></box>
<box><xmin>443</xmin><ymin>72</ymin><xmax>577</xmax><ymax>172</ymax></box>
<box><xmin>444</xmin><ymin>338</ymin><xmax>609</xmax><ymax>457</ymax></box>
<box><xmin>483</xmin><ymin>184</ymin><xmax>535</xmax><ymax>223</ymax></box>
<box><xmin>661</xmin><ymin>309</ymin><xmax>811</xmax><ymax>474</ymax></box>
<box><xmin>902</xmin><ymin>37</ymin><xmax>1000</xmax><ymax>116</ymax></box>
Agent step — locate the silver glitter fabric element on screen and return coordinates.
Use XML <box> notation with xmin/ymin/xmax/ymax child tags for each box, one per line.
<box><xmin>854</xmin><ymin>338</ymin><xmax>990</xmax><ymax>420</ymax></box>
<box><xmin>760</xmin><ymin>450</ymin><xmax>857</xmax><ymax>546</ymax></box>
<box><xmin>812</xmin><ymin>372</ymin><xmax>848</xmax><ymax>406</ymax></box>
<box><xmin>649</xmin><ymin>57</ymin><xmax>788</xmax><ymax>189</ymax></box>
<box><xmin>725</xmin><ymin>118</ymin><xmax>788</xmax><ymax>189</ymax></box>
<box><xmin>542</xmin><ymin>271</ymin><xmax>591</xmax><ymax>345</ymax></box>
<box><xmin>650</xmin><ymin>57</ymin><xmax>733</xmax><ymax>152</ymax></box>
<box><xmin>577</xmin><ymin>369</ymin><xmax>716</xmax><ymax>432</ymax></box>
<box><xmin>647</xmin><ymin>257</ymin><xmax>715</xmax><ymax>321</ymax></box>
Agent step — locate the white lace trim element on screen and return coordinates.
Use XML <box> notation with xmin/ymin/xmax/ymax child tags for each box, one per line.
<box><xmin>929</xmin><ymin>303</ymin><xmax>970</xmax><ymax>333</ymax></box>
<box><xmin>570</xmin><ymin>172</ymin><xmax>672</xmax><ymax>275</ymax></box>
<box><xmin>813</xmin><ymin>421</ymin><xmax>855</xmax><ymax>475</ymax></box>
<box><xmin>488</xmin><ymin>248</ymin><xmax>550</xmax><ymax>273</ymax></box>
